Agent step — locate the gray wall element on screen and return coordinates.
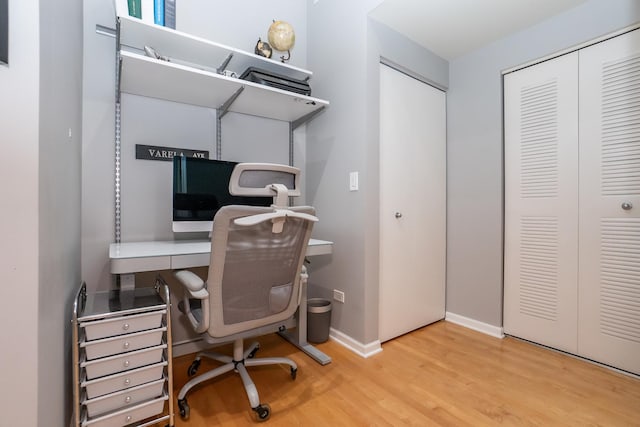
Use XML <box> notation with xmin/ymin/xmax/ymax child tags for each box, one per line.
<box><xmin>306</xmin><ymin>0</ymin><xmax>448</xmax><ymax>345</ymax></box>
<box><xmin>0</xmin><ymin>2</ymin><xmax>40</xmax><ymax>426</ymax></box>
<box><xmin>0</xmin><ymin>0</ymin><xmax>82</xmax><ymax>426</ymax></box>
<box><xmin>39</xmin><ymin>0</ymin><xmax>83</xmax><ymax>424</ymax></box>
<box><xmin>446</xmin><ymin>0</ymin><xmax>640</xmax><ymax>326</ymax></box>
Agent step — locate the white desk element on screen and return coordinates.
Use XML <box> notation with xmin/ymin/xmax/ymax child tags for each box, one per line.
<box><xmin>109</xmin><ymin>238</ymin><xmax>333</xmax><ymax>274</ymax></box>
<box><xmin>109</xmin><ymin>238</ymin><xmax>333</xmax><ymax>365</ymax></box>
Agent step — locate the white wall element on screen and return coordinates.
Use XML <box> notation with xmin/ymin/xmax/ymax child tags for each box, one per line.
<box><xmin>0</xmin><ymin>0</ymin><xmax>82</xmax><ymax>425</ymax></box>
<box><xmin>306</xmin><ymin>0</ymin><xmax>448</xmax><ymax>345</ymax></box>
<box><xmin>446</xmin><ymin>0</ymin><xmax>640</xmax><ymax>326</ymax></box>
<box><xmin>38</xmin><ymin>0</ymin><xmax>83</xmax><ymax>423</ymax></box>
<box><xmin>0</xmin><ymin>2</ymin><xmax>40</xmax><ymax>425</ymax></box>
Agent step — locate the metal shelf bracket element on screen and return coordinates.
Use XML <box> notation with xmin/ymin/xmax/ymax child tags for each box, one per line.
<box><xmin>291</xmin><ymin>106</ymin><xmax>326</xmax><ymax>131</ymax></box>
<box><xmin>217</xmin><ymin>53</ymin><xmax>234</xmax><ymax>74</ymax></box>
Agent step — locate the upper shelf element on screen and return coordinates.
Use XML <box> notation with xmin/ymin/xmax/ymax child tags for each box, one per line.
<box><xmin>115</xmin><ymin>13</ymin><xmax>329</xmax><ymax>123</ymax></box>
<box><xmin>120</xmin><ymin>50</ymin><xmax>329</xmax><ymax>122</ymax></box>
<box><xmin>117</xmin><ymin>15</ymin><xmax>313</xmax><ymax>82</ymax></box>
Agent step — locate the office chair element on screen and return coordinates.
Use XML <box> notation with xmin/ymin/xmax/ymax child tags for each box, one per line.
<box><xmin>174</xmin><ymin>163</ymin><xmax>318</xmax><ymax>422</ymax></box>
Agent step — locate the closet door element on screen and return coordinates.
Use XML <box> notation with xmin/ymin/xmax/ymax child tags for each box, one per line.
<box><xmin>503</xmin><ymin>53</ymin><xmax>579</xmax><ymax>352</ymax></box>
<box><xmin>578</xmin><ymin>29</ymin><xmax>640</xmax><ymax>374</ymax></box>
<box><xmin>378</xmin><ymin>63</ymin><xmax>446</xmax><ymax>343</ymax></box>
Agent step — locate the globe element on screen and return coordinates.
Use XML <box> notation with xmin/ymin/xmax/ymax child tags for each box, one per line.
<box><xmin>268</xmin><ymin>20</ymin><xmax>295</xmax><ymax>52</ymax></box>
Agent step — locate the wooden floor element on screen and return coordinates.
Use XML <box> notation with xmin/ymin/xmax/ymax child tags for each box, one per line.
<box><xmin>170</xmin><ymin>321</ymin><xmax>640</xmax><ymax>426</ymax></box>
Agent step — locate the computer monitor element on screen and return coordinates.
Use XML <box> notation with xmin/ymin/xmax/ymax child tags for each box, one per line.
<box><xmin>172</xmin><ymin>157</ymin><xmax>272</xmax><ymax>233</ymax></box>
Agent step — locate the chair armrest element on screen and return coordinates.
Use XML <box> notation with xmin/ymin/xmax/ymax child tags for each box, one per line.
<box><xmin>174</xmin><ymin>270</ymin><xmax>210</xmax><ymax>333</ymax></box>
<box><xmin>174</xmin><ymin>270</ymin><xmax>209</xmax><ymax>299</ymax></box>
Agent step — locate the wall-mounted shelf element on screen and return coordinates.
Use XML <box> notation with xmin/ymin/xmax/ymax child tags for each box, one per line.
<box><xmin>114</xmin><ymin>11</ymin><xmax>329</xmax><ymax>123</ymax></box>
<box><xmin>118</xmin><ymin>15</ymin><xmax>313</xmax><ymax>82</ymax></box>
<box><xmin>111</xmin><ymin>3</ymin><xmax>329</xmax><ymax>242</ymax></box>
<box><xmin>120</xmin><ymin>50</ymin><xmax>328</xmax><ymax>122</ymax></box>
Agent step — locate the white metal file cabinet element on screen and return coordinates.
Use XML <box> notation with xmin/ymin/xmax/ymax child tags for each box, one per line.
<box><xmin>72</xmin><ymin>279</ymin><xmax>174</xmax><ymax>427</ymax></box>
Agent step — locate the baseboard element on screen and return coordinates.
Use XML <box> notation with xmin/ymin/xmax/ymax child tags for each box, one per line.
<box><xmin>171</xmin><ymin>337</ymin><xmax>209</xmax><ymax>357</ymax></box>
<box><xmin>445</xmin><ymin>312</ymin><xmax>505</xmax><ymax>339</ymax></box>
<box><xmin>171</xmin><ymin>332</ymin><xmax>383</xmax><ymax>360</ymax></box>
<box><xmin>329</xmin><ymin>327</ymin><xmax>383</xmax><ymax>358</ymax></box>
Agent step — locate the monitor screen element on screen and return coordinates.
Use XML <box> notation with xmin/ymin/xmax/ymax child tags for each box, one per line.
<box><xmin>172</xmin><ymin>157</ymin><xmax>272</xmax><ymax>233</ymax></box>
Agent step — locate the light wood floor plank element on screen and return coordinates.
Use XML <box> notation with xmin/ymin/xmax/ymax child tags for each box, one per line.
<box><xmin>170</xmin><ymin>321</ymin><xmax>640</xmax><ymax>426</ymax></box>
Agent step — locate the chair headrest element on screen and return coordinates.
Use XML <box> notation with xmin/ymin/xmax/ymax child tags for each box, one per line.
<box><xmin>229</xmin><ymin>163</ymin><xmax>301</xmax><ymax>207</ymax></box>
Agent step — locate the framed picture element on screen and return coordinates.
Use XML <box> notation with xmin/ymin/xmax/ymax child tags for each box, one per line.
<box><xmin>0</xmin><ymin>0</ymin><xmax>7</xmax><ymax>65</ymax></box>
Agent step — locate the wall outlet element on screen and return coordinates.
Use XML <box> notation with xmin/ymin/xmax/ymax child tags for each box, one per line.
<box><xmin>333</xmin><ymin>289</ymin><xmax>345</xmax><ymax>303</ymax></box>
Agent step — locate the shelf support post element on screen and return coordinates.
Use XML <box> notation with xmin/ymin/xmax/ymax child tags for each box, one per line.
<box><xmin>288</xmin><ymin>123</ymin><xmax>294</xmax><ymax>167</ymax></box>
<box><xmin>114</xmin><ymin>18</ymin><xmax>122</xmax><ymax>243</ymax></box>
<box><xmin>215</xmin><ymin>86</ymin><xmax>244</xmax><ymax>159</ymax></box>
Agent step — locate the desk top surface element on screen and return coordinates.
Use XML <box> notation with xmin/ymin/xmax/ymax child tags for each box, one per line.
<box><xmin>109</xmin><ymin>238</ymin><xmax>332</xmax><ymax>259</ymax></box>
<box><xmin>109</xmin><ymin>238</ymin><xmax>333</xmax><ymax>274</ymax></box>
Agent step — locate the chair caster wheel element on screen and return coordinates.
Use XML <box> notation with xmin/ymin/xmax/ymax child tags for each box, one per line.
<box><xmin>248</xmin><ymin>344</ymin><xmax>260</xmax><ymax>359</ymax></box>
<box><xmin>290</xmin><ymin>367</ymin><xmax>297</xmax><ymax>380</ymax></box>
<box><xmin>178</xmin><ymin>398</ymin><xmax>190</xmax><ymax>420</ymax></box>
<box><xmin>253</xmin><ymin>403</ymin><xmax>271</xmax><ymax>422</ymax></box>
<box><xmin>187</xmin><ymin>359</ymin><xmax>201</xmax><ymax>376</ymax></box>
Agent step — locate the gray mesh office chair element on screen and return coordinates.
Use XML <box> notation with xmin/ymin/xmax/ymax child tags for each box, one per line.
<box><xmin>174</xmin><ymin>163</ymin><xmax>317</xmax><ymax>422</ymax></box>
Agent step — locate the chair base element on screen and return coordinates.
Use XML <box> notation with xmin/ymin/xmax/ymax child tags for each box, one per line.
<box><xmin>177</xmin><ymin>338</ymin><xmax>297</xmax><ymax>421</ymax></box>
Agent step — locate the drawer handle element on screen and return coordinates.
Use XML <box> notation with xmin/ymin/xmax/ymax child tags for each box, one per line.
<box><xmin>125</xmin><ymin>396</ymin><xmax>131</xmax><ymax>403</ymax></box>
<box><xmin>123</xmin><ymin>341</ymin><xmax>130</xmax><ymax>349</ymax></box>
<box><xmin>124</xmin><ymin>378</ymin><xmax>130</xmax><ymax>385</ymax></box>
<box><xmin>122</xmin><ymin>323</ymin><xmax>130</xmax><ymax>331</ymax></box>
<box><xmin>123</xmin><ymin>360</ymin><xmax>130</xmax><ymax>368</ymax></box>
<box><xmin>125</xmin><ymin>415</ymin><xmax>132</xmax><ymax>422</ymax></box>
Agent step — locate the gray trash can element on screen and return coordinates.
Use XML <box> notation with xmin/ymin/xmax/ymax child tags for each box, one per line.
<box><xmin>307</xmin><ymin>298</ymin><xmax>332</xmax><ymax>343</ymax></box>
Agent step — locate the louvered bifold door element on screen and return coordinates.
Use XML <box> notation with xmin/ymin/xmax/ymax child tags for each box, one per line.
<box><xmin>578</xmin><ymin>29</ymin><xmax>640</xmax><ymax>375</ymax></box>
<box><xmin>504</xmin><ymin>52</ymin><xmax>579</xmax><ymax>353</ymax></box>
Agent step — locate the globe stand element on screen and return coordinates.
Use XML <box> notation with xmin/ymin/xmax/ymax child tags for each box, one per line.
<box><xmin>280</xmin><ymin>50</ymin><xmax>291</xmax><ymax>63</ymax></box>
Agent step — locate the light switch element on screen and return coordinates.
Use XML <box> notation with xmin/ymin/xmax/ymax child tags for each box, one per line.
<box><xmin>349</xmin><ymin>171</ymin><xmax>359</xmax><ymax>191</ymax></box>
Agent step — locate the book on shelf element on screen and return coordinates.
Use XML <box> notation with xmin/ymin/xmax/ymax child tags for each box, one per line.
<box><xmin>117</xmin><ymin>0</ymin><xmax>155</xmax><ymax>25</ymax></box>
<box><xmin>164</xmin><ymin>0</ymin><xmax>176</xmax><ymax>29</ymax></box>
<box><xmin>127</xmin><ymin>0</ymin><xmax>141</xmax><ymax>18</ymax></box>
<box><xmin>119</xmin><ymin>0</ymin><xmax>173</xmax><ymax>27</ymax></box>
<box><xmin>154</xmin><ymin>0</ymin><xmax>164</xmax><ymax>26</ymax></box>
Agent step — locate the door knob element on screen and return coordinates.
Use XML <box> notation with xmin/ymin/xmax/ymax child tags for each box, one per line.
<box><xmin>395</xmin><ymin>212</ymin><xmax>403</xmax><ymax>218</ymax></box>
<box><xmin>622</xmin><ymin>202</ymin><xmax>633</xmax><ymax>211</ymax></box>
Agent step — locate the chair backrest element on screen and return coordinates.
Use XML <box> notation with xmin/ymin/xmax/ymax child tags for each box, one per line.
<box><xmin>206</xmin><ymin>205</ymin><xmax>315</xmax><ymax>337</ymax></box>
<box><xmin>205</xmin><ymin>163</ymin><xmax>316</xmax><ymax>338</ymax></box>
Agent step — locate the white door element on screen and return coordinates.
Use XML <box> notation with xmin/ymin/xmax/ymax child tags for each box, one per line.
<box><xmin>503</xmin><ymin>52</ymin><xmax>580</xmax><ymax>353</ymax></box>
<box><xmin>578</xmin><ymin>29</ymin><xmax>640</xmax><ymax>374</ymax></box>
<box><xmin>378</xmin><ymin>63</ymin><xmax>446</xmax><ymax>343</ymax></box>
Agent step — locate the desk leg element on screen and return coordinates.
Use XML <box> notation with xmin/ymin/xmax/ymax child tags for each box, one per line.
<box><xmin>278</xmin><ymin>269</ymin><xmax>332</xmax><ymax>365</ymax></box>
<box><xmin>119</xmin><ymin>273</ymin><xmax>136</xmax><ymax>291</ymax></box>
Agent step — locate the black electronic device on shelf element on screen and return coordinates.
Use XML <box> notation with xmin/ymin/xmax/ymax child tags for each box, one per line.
<box><xmin>240</xmin><ymin>67</ymin><xmax>312</xmax><ymax>96</ymax></box>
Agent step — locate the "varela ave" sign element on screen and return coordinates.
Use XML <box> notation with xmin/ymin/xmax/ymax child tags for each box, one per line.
<box><xmin>135</xmin><ymin>144</ymin><xmax>209</xmax><ymax>161</ymax></box>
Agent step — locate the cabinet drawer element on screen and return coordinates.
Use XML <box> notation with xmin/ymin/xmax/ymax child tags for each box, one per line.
<box><xmin>82</xmin><ymin>344</ymin><xmax>166</xmax><ymax>380</ymax></box>
<box><xmin>84</xmin><ymin>378</ymin><xmax>165</xmax><ymax>418</ymax></box>
<box><xmin>83</xmin><ymin>395</ymin><xmax>167</xmax><ymax>427</ymax></box>
<box><xmin>81</xmin><ymin>327</ymin><xmax>166</xmax><ymax>360</ymax></box>
<box><xmin>82</xmin><ymin>361</ymin><xmax>167</xmax><ymax>399</ymax></box>
<box><xmin>81</xmin><ymin>310</ymin><xmax>165</xmax><ymax>341</ymax></box>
